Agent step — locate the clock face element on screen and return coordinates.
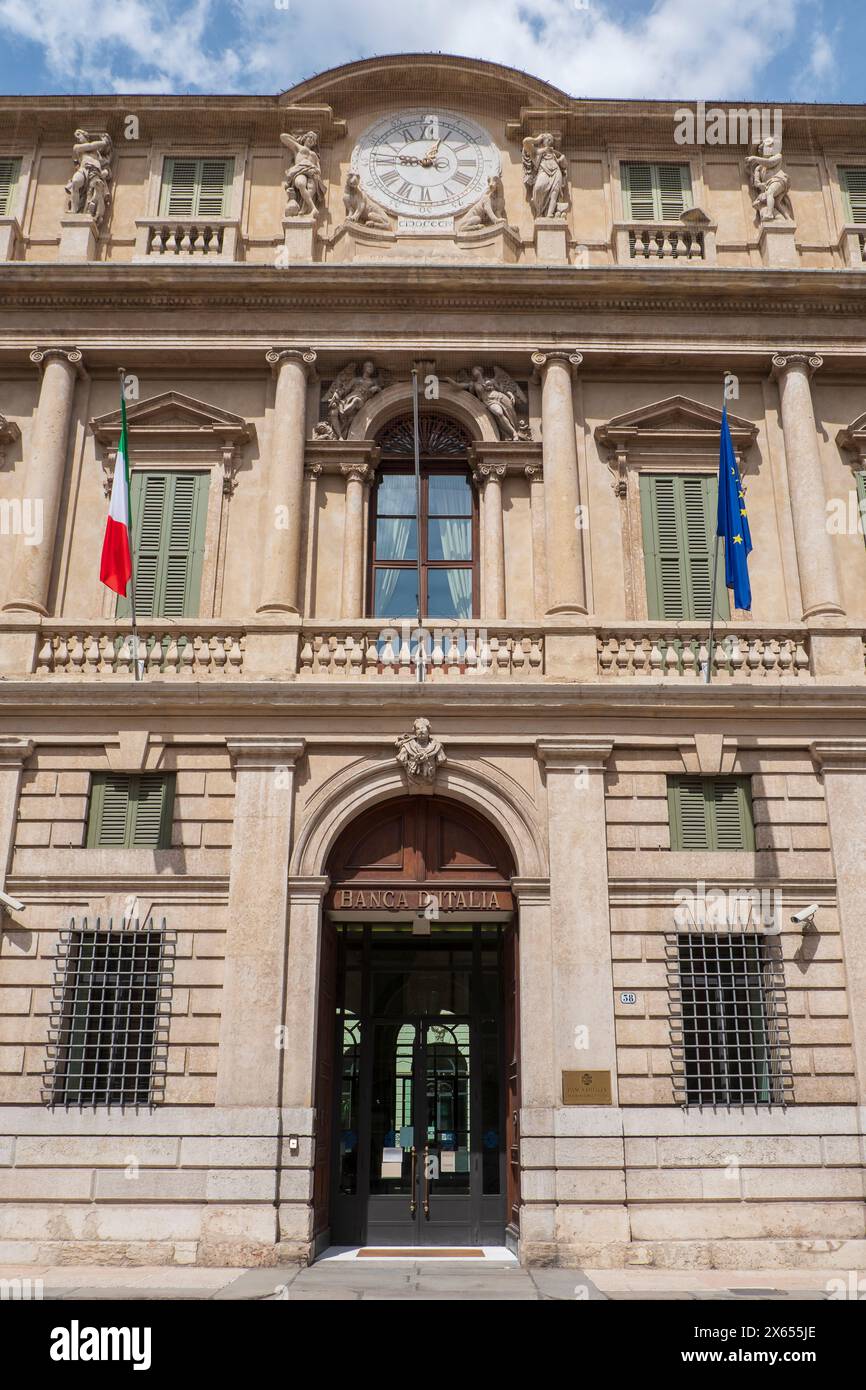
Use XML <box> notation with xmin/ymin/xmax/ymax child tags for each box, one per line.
<box><xmin>352</xmin><ymin>109</ymin><xmax>500</xmax><ymax>219</ymax></box>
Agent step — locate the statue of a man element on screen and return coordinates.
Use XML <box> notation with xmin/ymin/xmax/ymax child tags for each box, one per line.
<box><xmin>66</xmin><ymin>130</ymin><xmax>113</xmax><ymax>224</ymax></box>
<box><xmin>522</xmin><ymin>133</ymin><xmax>569</xmax><ymax>219</ymax></box>
<box><xmin>396</xmin><ymin>718</ymin><xmax>446</xmax><ymax>784</ymax></box>
<box><xmin>280</xmin><ymin>130</ymin><xmax>326</xmax><ymax>217</ymax></box>
<box><xmin>745</xmin><ymin>137</ymin><xmax>794</xmax><ymax>222</ymax></box>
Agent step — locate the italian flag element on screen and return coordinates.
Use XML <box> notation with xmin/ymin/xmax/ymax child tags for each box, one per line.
<box><xmin>100</xmin><ymin>390</ymin><xmax>133</xmax><ymax>597</ymax></box>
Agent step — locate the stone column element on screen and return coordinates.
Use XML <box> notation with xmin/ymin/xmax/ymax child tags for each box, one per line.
<box><xmin>0</xmin><ymin>739</ymin><xmax>33</xmax><ymax>892</ymax></box>
<box><xmin>536</xmin><ymin>740</ymin><xmax>617</xmax><ymax>1089</ymax></box>
<box><xmin>3</xmin><ymin>348</ymin><xmax>82</xmax><ymax>615</ymax></box>
<box><xmin>811</xmin><ymin>741</ymin><xmax>866</xmax><ymax>1103</ymax></box>
<box><xmin>772</xmin><ymin>353</ymin><xmax>844</xmax><ymax>620</ymax></box>
<box><xmin>340</xmin><ymin>462</ymin><xmax>372</xmax><ymax>618</ymax></box>
<box><xmin>525</xmin><ymin>463</ymin><xmax>548</xmax><ymax>613</ymax></box>
<box><xmin>258</xmin><ymin>348</ymin><xmax>317</xmax><ymax>615</ymax></box>
<box><xmin>531</xmin><ymin>350</ymin><xmax>587</xmax><ymax>615</ymax></box>
<box><xmin>473</xmin><ymin>462</ymin><xmax>506</xmax><ymax>620</ymax></box>
<box><xmin>216</xmin><ymin>738</ymin><xmax>305</xmax><ymax>1107</ymax></box>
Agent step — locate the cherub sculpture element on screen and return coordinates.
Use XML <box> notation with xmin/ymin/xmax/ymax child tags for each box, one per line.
<box><xmin>522</xmin><ymin>133</ymin><xmax>569</xmax><ymax>219</ymax></box>
<box><xmin>395</xmin><ymin>718</ymin><xmax>446</xmax><ymax>785</ymax></box>
<box><xmin>280</xmin><ymin>131</ymin><xmax>326</xmax><ymax>217</ymax></box>
<box><xmin>65</xmin><ymin>130</ymin><xmax>113</xmax><ymax>225</ymax></box>
<box><xmin>458</xmin><ymin>175</ymin><xmax>506</xmax><ymax>231</ymax></box>
<box><xmin>450</xmin><ymin>365</ymin><xmax>531</xmax><ymax>442</ymax></box>
<box><xmin>745</xmin><ymin>137</ymin><xmax>794</xmax><ymax>222</ymax></box>
<box><xmin>342</xmin><ymin>171</ymin><xmax>391</xmax><ymax>229</ymax></box>
<box><xmin>315</xmin><ymin>360</ymin><xmax>384</xmax><ymax>440</ymax></box>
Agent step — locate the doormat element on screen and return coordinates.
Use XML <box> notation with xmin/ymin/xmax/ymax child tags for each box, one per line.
<box><xmin>358</xmin><ymin>1248</ymin><xmax>485</xmax><ymax>1258</ymax></box>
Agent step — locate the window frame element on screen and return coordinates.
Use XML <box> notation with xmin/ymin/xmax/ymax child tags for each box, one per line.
<box><xmin>157</xmin><ymin>155</ymin><xmax>236</xmax><ymax>220</ymax></box>
<box><xmin>839</xmin><ymin>165</ymin><xmax>866</xmax><ymax>225</ymax></box>
<box><xmin>86</xmin><ymin>772</ymin><xmax>176</xmax><ymax>850</ymax></box>
<box><xmin>620</xmin><ymin>160</ymin><xmax>693</xmax><ymax>221</ymax></box>
<box><xmin>667</xmin><ymin>775</ymin><xmax>755</xmax><ymax>852</ymax></box>
<box><xmin>368</xmin><ymin>459</ymin><xmax>479</xmax><ymax>621</ymax></box>
<box><xmin>0</xmin><ymin>156</ymin><xmax>22</xmax><ymax>218</ymax></box>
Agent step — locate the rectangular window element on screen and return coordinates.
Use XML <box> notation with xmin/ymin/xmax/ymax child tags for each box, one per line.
<box><xmin>159</xmin><ymin>157</ymin><xmax>234</xmax><ymax>218</ymax></box>
<box><xmin>86</xmin><ymin>773</ymin><xmax>176</xmax><ymax>849</ymax></box>
<box><xmin>640</xmin><ymin>473</ymin><xmax>729</xmax><ymax>621</ymax></box>
<box><xmin>671</xmin><ymin>932</ymin><xmax>789</xmax><ymax>1106</ymax></box>
<box><xmin>621</xmin><ymin>161</ymin><xmax>692</xmax><ymax>220</ymax></box>
<box><xmin>0</xmin><ymin>157</ymin><xmax>21</xmax><ymax>217</ymax></box>
<box><xmin>117</xmin><ymin>471</ymin><xmax>208</xmax><ymax>620</ymax></box>
<box><xmin>668</xmin><ymin>776</ymin><xmax>754</xmax><ymax>851</ymax></box>
<box><xmin>45</xmin><ymin>919</ymin><xmax>174</xmax><ymax>1106</ymax></box>
<box><xmin>856</xmin><ymin>471</ymin><xmax>866</xmax><ymax>546</ymax></box>
<box><xmin>840</xmin><ymin>167</ymin><xmax>866</xmax><ymax>224</ymax></box>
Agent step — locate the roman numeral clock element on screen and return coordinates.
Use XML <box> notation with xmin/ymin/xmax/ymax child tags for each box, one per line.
<box><xmin>351</xmin><ymin>109</ymin><xmax>501</xmax><ymax>230</ymax></box>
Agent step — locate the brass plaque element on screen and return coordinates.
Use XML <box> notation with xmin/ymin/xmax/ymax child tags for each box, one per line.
<box><xmin>562</xmin><ymin>1070</ymin><xmax>613</xmax><ymax>1105</ymax></box>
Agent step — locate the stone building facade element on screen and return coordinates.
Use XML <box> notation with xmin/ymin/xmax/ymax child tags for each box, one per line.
<box><xmin>0</xmin><ymin>54</ymin><xmax>865</xmax><ymax>1269</ymax></box>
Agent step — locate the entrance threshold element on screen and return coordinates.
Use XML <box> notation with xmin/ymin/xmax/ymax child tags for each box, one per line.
<box><xmin>319</xmin><ymin>1246</ymin><xmax>517</xmax><ymax>1263</ymax></box>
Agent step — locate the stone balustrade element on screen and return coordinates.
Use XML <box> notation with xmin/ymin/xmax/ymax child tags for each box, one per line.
<box><xmin>597</xmin><ymin>625</ymin><xmax>811</xmax><ymax>680</ymax></box>
<box><xmin>33</xmin><ymin>623</ymin><xmax>246</xmax><ymax>677</ymax></box>
<box><xmin>612</xmin><ymin>221</ymin><xmax>716</xmax><ymax>265</ymax></box>
<box><xmin>298</xmin><ymin>623</ymin><xmax>545</xmax><ymax>679</ymax></box>
<box><xmin>133</xmin><ymin>219</ymin><xmax>241</xmax><ymax>261</ymax></box>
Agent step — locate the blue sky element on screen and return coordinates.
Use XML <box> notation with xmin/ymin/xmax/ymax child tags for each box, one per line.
<box><xmin>0</xmin><ymin>0</ymin><xmax>860</xmax><ymax>102</ymax></box>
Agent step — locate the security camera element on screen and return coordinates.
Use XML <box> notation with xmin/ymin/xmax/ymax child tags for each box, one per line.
<box><xmin>0</xmin><ymin>888</ymin><xmax>24</xmax><ymax>912</ymax></box>
<box><xmin>790</xmin><ymin>903</ymin><xmax>819</xmax><ymax>925</ymax></box>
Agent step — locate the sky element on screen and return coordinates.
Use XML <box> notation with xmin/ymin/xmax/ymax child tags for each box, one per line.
<box><xmin>0</xmin><ymin>0</ymin><xmax>860</xmax><ymax>102</ymax></box>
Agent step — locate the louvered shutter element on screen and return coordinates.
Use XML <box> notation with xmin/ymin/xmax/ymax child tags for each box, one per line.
<box><xmin>131</xmin><ymin>774</ymin><xmax>175</xmax><ymax>847</ymax></box>
<box><xmin>657</xmin><ymin>163</ymin><xmax>691</xmax><ymax>219</ymax></box>
<box><xmin>621</xmin><ymin>162</ymin><xmax>655</xmax><ymax>220</ymax></box>
<box><xmin>681</xmin><ymin>475</ymin><xmax>715</xmax><ymax>621</ymax></box>
<box><xmin>711</xmin><ymin>779</ymin><xmax>752</xmax><ymax>849</ymax></box>
<box><xmin>87</xmin><ymin>773</ymin><xmax>174</xmax><ymax>847</ymax></box>
<box><xmin>197</xmin><ymin>159</ymin><xmax>233</xmax><ymax>217</ymax></box>
<box><xmin>856</xmin><ymin>471</ymin><xmax>866</xmax><ymax>545</ymax></box>
<box><xmin>841</xmin><ymin>168</ymin><xmax>866</xmax><ymax>225</ymax></box>
<box><xmin>641</xmin><ymin>475</ymin><xmax>729</xmax><ymax>621</ymax></box>
<box><xmin>160</xmin><ymin>157</ymin><xmax>233</xmax><ymax>218</ymax></box>
<box><xmin>669</xmin><ymin>777</ymin><xmax>753</xmax><ymax>850</ymax></box>
<box><xmin>0</xmin><ymin>157</ymin><xmax>20</xmax><ymax>217</ymax></box>
<box><xmin>670</xmin><ymin>778</ymin><xmax>711</xmax><ymax>849</ymax></box>
<box><xmin>162</xmin><ymin>158</ymin><xmax>198</xmax><ymax>217</ymax></box>
<box><xmin>87</xmin><ymin>775</ymin><xmax>132</xmax><ymax>847</ymax></box>
<box><xmin>117</xmin><ymin>472</ymin><xmax>208</xmax><ymax>620</ymax></box>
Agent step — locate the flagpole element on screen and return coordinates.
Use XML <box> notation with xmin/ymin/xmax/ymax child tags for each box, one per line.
<box><xmin>118</xmin><ymin>369</ymin><xmax>143</xmax><ymax>683</ymax></box>
<box><xmin>704</xmin><ymin>374</ymin><xmax>727</xmax><ymax>685</ymax></box>
<box><xmin>411</xmin><ymin>364</ymin><xmax>425</xmax><ymax>684</ymax></box>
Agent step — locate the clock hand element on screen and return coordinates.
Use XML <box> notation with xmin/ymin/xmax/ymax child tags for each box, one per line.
<box><xmin>420</xmin><ymin>138</ymin><xmax>443</xmax><ymax>167</ymax></box>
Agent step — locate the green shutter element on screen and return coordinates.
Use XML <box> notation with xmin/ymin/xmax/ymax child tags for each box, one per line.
<box><xmin>0</xmin><ymin>157</ymin><xmax>21</xmax><ymax>217</ymax></box>
<box><xmin>622</xmin><ymin>162</ymin><xmax>691</xmax><ymax>220</ymax></box>
<box><xmin>117</xmin><ymin>471</ymin><xmax>208</xmax><ymax>620</ymax></box>
<box><xmin>87</xmin><ymin>773</ymin><xmax>175</xmax><ymax>848</ymax></box>
<box><xmin>640</xmin><ymin>474</ymin><xmax>729</xmax><ymax>621</ymax></box>
<box><xmin>669</xmin><ymin>777</ymin><xmax>754</xmax><ymax>851</ymax></box>
<box><xmin>841</xmin><ymin>167</ymin><xmax>866</xmax><ymax>225</ymax></box>
<box><xmin>856</xmin><ymin>471</ymin><xmax>866</xmax><ymax>547</ymax></box>
<box><xmin>160</xmin><ymin>157</ymin><xmax>233</xmax><ymax>218</ymax></box>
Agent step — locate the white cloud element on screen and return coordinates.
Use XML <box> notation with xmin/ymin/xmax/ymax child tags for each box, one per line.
<box><xmin>0</xmin><ymin>0</ymin><xmax>807</xmax><ymax>97</ymax></box>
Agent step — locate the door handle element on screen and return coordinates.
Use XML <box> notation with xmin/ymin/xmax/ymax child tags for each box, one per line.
<box><xmin>409</xmin><ymin>1147</ymin><xmax>417</xmax><ymax>1217</ymax></box>
<box><xmin>423</xmin><ymin>1144</ymin><xmax>430</xmax><ymax>1219</ymax></box>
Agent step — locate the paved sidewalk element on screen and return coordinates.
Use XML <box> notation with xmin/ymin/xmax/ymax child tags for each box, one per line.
<box><xmin>0</xmin><ymin>1261</ymin><xmax>853</xmax><ymax>1301</ymax></box>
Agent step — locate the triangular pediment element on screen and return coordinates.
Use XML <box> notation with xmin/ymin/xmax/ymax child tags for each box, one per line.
<box><xmin>91</xmin><ymin>391</ymin><xmax>251</xmax><ymax>442</ymax></box>
<box><xmin>596</xmin><ymin>395</ymin><xmax>756</xmax><ymax>450</ymax></box>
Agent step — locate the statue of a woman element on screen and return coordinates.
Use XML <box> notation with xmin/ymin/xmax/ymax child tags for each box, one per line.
<box><xmin>522</xmin><ymin>133</ymin><xmax>568</xmax><ymax>219</ymax></box>
<box><xmin>280</xmin><ymin>131</ymin><xmax>326</xmax><ymax>217</ymax></box>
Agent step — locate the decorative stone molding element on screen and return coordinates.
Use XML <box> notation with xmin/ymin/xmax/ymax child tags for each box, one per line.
<box><xmin>29</xmin><ymin>347</ymin><xmax>84</xmax><ymax>377</ymax></box>
<box><xmin>0</xmin><ymin>415</ymin><xmax>21</xmax><ymax>468</ymax></box>
<box><xmin>105</xmin><ymin>729</ymin><xmax>151</xmax><ymax>774</ymax></box>
<box><xmin>448</xmin><ymin>365</ymin><xmax>531</xmax><ymax>441</ymax></box>
<box><xmin>315</xmin><ymin>360</ymin><xmax>387</xmax><ymax>440</ymax></box>
<box><xmin>810</xmin><ymin>739</ymin><xmax>866</xmax><ymax>775</ymax></box>
<box><xmin>227</xmin><ymin>736</ymin><xmax>306</xmax><ymax>769</ymax></box>
<box><xmin>339</xmin><ymin>461</ymin><xmax>373</xmax><ymax>486</ymax></box>
<box><xmin>531</xmin><ymin>348</ymin><xmax>582</xmax><ymax>375</ymax></box>
<box><xmin>0</xmin><ymin>738</ymin><xmax>34</xmax><ymax>769</ymax></box>
<box><xmin>677</xmin><ymin>734</ymin><xmax>738</xmax><ymax>776</ymax></box>
<box><xmin>266</xmin><ymin>347</ymin><xmax>318</xmax><ymax>377</ymax></box>
<box><xmin>305</xmin><ymin>439</ymin><xmax>379</xmax><ymax>477</ymax></box>
<box><xmin>771</xmin><ymin>353</ymin><xmax>823</xmax><ymax>379</ymax></box>
<box><xmin>395</xmin><ymin>718</ymin><xmax>447</xmax><ymax>788</ymax></box>
<box><xmin>836</xmin><ymin>412</ymin><xmax>866</xmax><ymax>468</ymax></box>
<box><xmin>471</xmin><ymin>461</ymin><xmax>507</xmax><ymax>487</ymax></box>
<box><xmin>536</xmin><ymin>738</ymin><xmax>613</xmax><ymax>773</ymax></box>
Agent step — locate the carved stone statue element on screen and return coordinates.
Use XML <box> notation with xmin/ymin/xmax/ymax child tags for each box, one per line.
<box><xmin>280</xmin><ymin>131</ymin><xmax>326</xmax><ymax>217</ymax></box>
<box><xmin>396</xmin><ymin>718</ymin><xmax>446</xmax><ymax>785</ymax></box>
<box><xmin>458</xmin><ymin>175</ymin><xmax>506</xmax><ymax>231</ymax></box>
<box><xmin>450</xmin><ymin>365</ymin><xmax>531</xmax><ymax>442</ymax></box>
<box><xmin>745</xmin><ymin>137</ymin><xmax>794</xmax><ymax>222</ymax></box>
<box><xmin>314</xmin><ymin>360</ymin><xmax>384</xmax><ymax>440</ymax></box>
<box><xmin>343</xmin><ymin>171</ymin><xmax>391</xmax><ymax>229</ymax></box>
<box><xmin>65</xmin><ymin>130</ymin><xmax>113</xmax><ymax>224</ymax></box>
<box><xmin>522</xmin><ymin>133</ymin><xmax>569</xmax><ymax>219</ymax></box>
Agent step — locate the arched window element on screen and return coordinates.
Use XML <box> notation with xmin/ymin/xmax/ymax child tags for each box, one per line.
<box><xmin>370</xmin><ymin>414</ymin><xmax>478</xmax><ymax>620</ymax></box>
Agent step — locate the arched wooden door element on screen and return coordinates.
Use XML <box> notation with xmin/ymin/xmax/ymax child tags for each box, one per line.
<box><xmin>313</xmin><ymin>797</ymin><xmax>519</xmax><ymax>1250</ymax></box>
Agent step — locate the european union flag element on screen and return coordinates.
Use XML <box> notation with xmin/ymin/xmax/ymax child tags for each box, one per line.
<box><xmin>717</xmin><ymin>406</ymin><xmax>752</xmax><ymax>611</ymax></box>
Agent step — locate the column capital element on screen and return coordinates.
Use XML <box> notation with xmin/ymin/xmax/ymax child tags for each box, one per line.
<box><xmin>29</xmin><ymin>347</ymin><xmax>85</xmax><ymax>377</ymax></box>
<box><xmin>266</xmin><ymin>347</ymin><xmax>317</xmax><ymax>378</ymax></box>
<box><xmin>771</xmin><ymin>352</ymin><xmax>823</xmax><ymax>379</ymax></box>
<box><xmin>524</xmin><ymin>463</ymin><xmax>543</xmax><ymax>483</ymax></box>
<box><xmin>471</xmin><ymin>461</ymin><xmax>507</xmax><ymax>487</ymax></box>
<box><xmin>536</xmin><ymin>738</ymin><xmax>613</xmax><ymax>771</ymax></box>
<box><xmin>286</xmin><ymin>874</ymin><xmax>330</xmax><ymax>904</ymax></box>
<box><xmin>531</xmin><ymin>349</ymin><xmax>583</xmax><ymax>374</ymax></box>
<box><xmin>510</xmin><ymin>876</ymin><xmax>551</xmax><ymax>905</ymax></box>
<box><xmin>0</xmin><ymin>738</ymin><xmax>34</xmax><ymax>769</ymax></box>
<box><xmin>226</xmin><ymin>736</ymin><xmax>306</xmax><ymax>769</ymax></box>
<box><xmin>340</xmin><ymin>461</ymin><xmax>374</xmax><ymax>486</ymax></box>
<box><xmin>810</xmin><ymin>739</ymin><xmax>866</xmax><ymax>774</ymax></box>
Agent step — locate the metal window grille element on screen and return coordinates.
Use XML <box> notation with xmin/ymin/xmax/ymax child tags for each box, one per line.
<box><xmin>43</xmin><ymin>917</ymin><xmax>175</xmax><ymax>1108</ymax></box>
<box><xmin>667</xmin><ymin>931</ymin><xmax>792</xmax><ymax>1108</ymax></box>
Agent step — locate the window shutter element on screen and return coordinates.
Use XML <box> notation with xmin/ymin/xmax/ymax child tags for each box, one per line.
<box><xmin>621</xmin><ymin>161</ymin><xmax>655</xmax><ymax>220</ymax></box>
<box><xmin>87</xmin><ymin>774</ymin><xmax>174</xmax><ymax>848</ymax></box>
<box><xmin>117</xmin><ymin>471</ymin><xmax>208</xmax><ymax>620</ymax></box>
<box><xmin>841</xmin><ymin>167</ymin><xmax>866</xmax><ymax>225</ymax></box>
<box><xmin>641</xmin><ymin>474</ymin><xmax>688</xmax><ymax>619</ymax></box>
<box><xmin>856</xmin><ymin>471</ymin><xmax>866</xmax><ymax>546</ymax></box>
<box><xmin>657</xmin><ymin>162</ymin><xmax>691</xmax><ymax>219</ymax></box>
<box><xmin>130</xmin><ymin>774</ymin><xmax>175</xmax><ymax>847</ymax></box>
<box><xmin>160</xmin><ymin>157</ymin><xmax>232</xmax><ymax>218</ymax></box>
<box><xmin>711</xmin><ymin>778</ymin><xmax>752</xmax><ymax>850</ymax></box>
<box><xmin>669</xmin><ymin>777</ymin><xmax>710</xmax><ymax>849</ymax></box>
<box><xmin>669</xmin><ymin>776</ymin><xmax>753</xmax><ymax>851</ymax></box>
<box><xmin>641</xmin><ymin>474</ymin><xmax>729</xmax><ymax>621</ymax></box>
<box><xmin>87</xmin><ymin>775</ymin><xmax>132</xmax><ymax>847</ymax></box>
<box><xmin>0</xmin><ymin>157</ymin><xmax>21</xmax><ymax>217</ymax></box>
